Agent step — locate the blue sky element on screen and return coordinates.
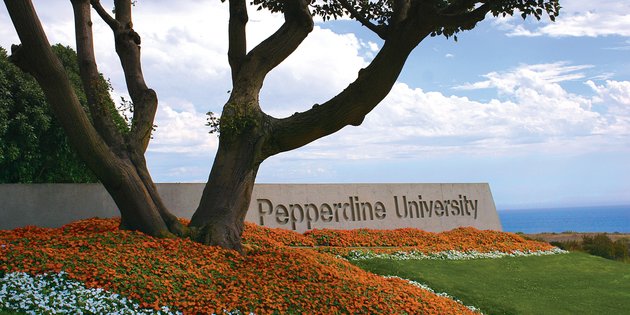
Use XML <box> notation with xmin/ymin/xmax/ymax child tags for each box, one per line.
<box><xmin>1</xmin><ymin>1</ymin><xmax>629</xmax><ymax>209</ymax></box>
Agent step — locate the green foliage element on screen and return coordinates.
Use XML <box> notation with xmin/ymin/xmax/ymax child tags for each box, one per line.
<box><xmin>216</xmin><ymin>104</ymin><xmax>260</xmax><ymax>141</ymax></box>
<box><xmin>309</xmin><ymin>0</ymin><xmax>392</xmax><ymax>24</ymax></box>
<box><xmin>354</xmin><ymin>252</ymin><xmax>630</xmax><ymax>315</ymax></box>
<box><xmin>614</xmin><ymin>239</ymin><xmax>630</xmax><ymax>261</ymax></box>
<box><xmin>0</xmin><ymin>45</ymin><xmax>125</xmax><ymax>183</ymax></box>
<box><xmin>434</xmin><ymin>0</ymin><xmax>560</xmax><ymax>40</ymax></box>
<box><xmin>250</xmin><ymin>0</ymin><xmax>560</xmax><ymax>41</ymax></box>
<box><xmin>549</xmin><ymin>239</ymin><xmax>582</xmax><ymax>251</ymax></box>
<box><xmin>583</xmin><ymin>234</ymin><xmax>615</xmax><ymax>259</ymax></box>
<box><xmin>49</xmin><ymin>44</ymin><xmax>129</xmax><ymax>134</ymax></box>
<box><xmin>205</xmin><ymin>111</ymin><xmax>221</xmax><ymax>136</ymax></box>
<box><xmin>582</xmin><ymin>234</ymin><xmax>630</xmax><ymax>262</ymax></box>
<box><xmin>550</xmin><ymin>234</ymin><xmax>630</xmax><ymax>263</ymax></box>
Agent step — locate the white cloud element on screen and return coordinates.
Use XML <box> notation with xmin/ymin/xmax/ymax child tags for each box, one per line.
<box><xmin>589</xmin><ymin>80</ymin><xmax>630</xmax><ymax>105</ymax></box>
<box><xmin>1</xmin><ymin>1</ymin><xmax>75</xmax><ymax>49</ymax></box>
<box><xmin>261</xmin><ymin>26</ymin><xmax>370</xmax><ymax>116</ymax></box>
<box><xmin>493</xmin><ymin>1</ymin><xmax>630</xmax><ymax>37</ymax></box>
<box><xmin>587</xmin><ymin>80</ymin><xmax>630</xmax><ymax>136</ymax></box>
<box><xmin>455</xmin><ymin>62</ymin><xmax>593</xmax><ymax>93</ymax></box>
<box><xmin>148</xmin><ymin>99</ymin><xmax>218</xmax><ymax>155</ymax></box>
<box><xmin>278</xmin><ymin>62</ymin><xmax>629</xmax><ymax>161</ymax></box>
<box><xmin>367</xmin><ymin>41</ymin><xmax>379</xmax><ymax>52</ymax></box>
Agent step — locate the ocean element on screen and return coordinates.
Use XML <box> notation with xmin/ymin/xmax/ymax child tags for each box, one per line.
<box><xmin>498</xmin><ymin>205</ymin><xmax>630</xmax><ymax>234</ymax></box>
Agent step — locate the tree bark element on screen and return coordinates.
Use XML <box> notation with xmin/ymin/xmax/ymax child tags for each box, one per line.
<box><xmin>5</xmin><ymin>0</ymin><xmax>182</xmax><ymax>238</ymax></box>
<box><xmin>189</xmin><ymin>115</ymin><xmax>264</xmax><ymax>251</ymax></box>
<box><xmin>187</xmin><ymin>0</ymin><xmax>313</xmax><ymax>251</ymax></box>
<box><xmin>187</xmin><ymin>0</ymin><xmax>428</xmax><ymax>251</ymax></box>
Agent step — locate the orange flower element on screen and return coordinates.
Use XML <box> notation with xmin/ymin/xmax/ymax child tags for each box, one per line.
<box><xmin>1</xmin><ymin>217</ymin><xmax>554</xmax><ymax>314</ymax></box>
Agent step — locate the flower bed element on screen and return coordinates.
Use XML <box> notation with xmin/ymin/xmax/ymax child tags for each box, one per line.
<box><xmin>0</xmin><ymin>218</ymin><xmax>560</xmax><ymax>314</ymax></box>
<box><xmin>241</xmin><ymin>223</ymin><xmax>316</xmax><ymax>248</ymax></box>
<box><xmin>305</xmin><ymin>226</ymin><xmax>554</xmax><ymax>252</ymax></box>
<box><xmin>0</xmin><ymin>271</ymin><xmax>181</xmax><ymax>314</ymax></box>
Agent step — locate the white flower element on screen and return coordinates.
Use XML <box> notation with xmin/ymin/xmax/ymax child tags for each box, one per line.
<box><xmin>0</xmin><ymin>272</ymin><xmax>185</xmax><ymax>315</ymax></box>
<box><xmin>345</xmin><ymin>247</ymin><xmax>568</xmax><ymax>261</ymax></box>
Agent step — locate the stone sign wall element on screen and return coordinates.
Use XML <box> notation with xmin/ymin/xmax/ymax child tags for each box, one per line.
<box><xmin>0</xmin><ymin>183</ymin><xmax>502</xmax><ymax>232</ymax></box>
<box><xmin>247</xmin><ymin>183</ymin><xmax>502</xmax><ymax>233</ymax></box>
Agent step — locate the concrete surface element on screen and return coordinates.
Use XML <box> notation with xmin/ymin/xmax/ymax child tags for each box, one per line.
<box><xmin>1</xmin><ymin>183</ymin><xmax>502</xmax><ymax>232</ymax></box>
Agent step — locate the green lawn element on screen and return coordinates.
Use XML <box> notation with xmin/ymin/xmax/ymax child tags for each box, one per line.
<box><xmin>352</xmin><ymin>252</ymin><xmax>630</xmax><ymax>315</ymax></box>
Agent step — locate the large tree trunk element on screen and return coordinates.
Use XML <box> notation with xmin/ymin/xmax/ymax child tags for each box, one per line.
<box><xmin>189</xmin><ymin>100</ymin><xmax>265</xmax><ymax>251</ymax></box>
<box><xmin>120</xmin><ymin>151</ymin><xmax>186</xmax><ymax>236</ymax></box>
<box><xmin>5</xmin><ymin>0</ymin><xmax>184</xmax><ymax>239</ymax></box>
<box><xmin>102</xmin><ymin>159</ymin><xmax>171</xmax><ymax>236</ymax></box>
<box><xmin>189</xmin><ymin>145</ymin><xmax>258</xmax><ymax>251</ymax></box>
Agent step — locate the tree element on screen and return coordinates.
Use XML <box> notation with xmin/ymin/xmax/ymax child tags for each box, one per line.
<box><xmin>3</xmin><ymin>0</ymin><xmax>560</xmax><ymax>251</ymax></box>
<box><xmin>0</xmin><ymin>44</ymin><xmax>126</xmax><ymax>183</ymax></box>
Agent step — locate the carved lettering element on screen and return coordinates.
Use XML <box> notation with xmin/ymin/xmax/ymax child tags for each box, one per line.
<box><xmin>255</xmin><ymin>194</ymin><xmax>480</xmax><ymax>231</ymax></box>
<box><xmin>435</xmin><ymin>200</ymin><xmax>444</xmax><ymax>217</ymax></box>
<box><xmin>258</xmin><ymin>199</ymin><xmax>273</xmax><ymax>225</ymax></box>
<box><xmin>320</xmin><ymin>203</ymin><xmax>333</xmax><ymax>222</ymax></box>
<box><xmin>276</xmin><ymin>204</ymin><xmax>289</xmax><ymax>225</ymax></box>
<box><xmin>305</xmin><ymin>203</ymin><xmax>319</xmax><ymax>229</ymax></box>
<box><xmin>374</xmin><ymin>202</ymin><xmax>386</xmax><ymax>220</ymax></box>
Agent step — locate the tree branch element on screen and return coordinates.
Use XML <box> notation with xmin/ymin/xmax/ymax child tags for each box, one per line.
<box><xmin>4</xmin><ymin>0</ymin><xmax>124</xmax><ymax>187</ymax></box>
<box><xmin>90</xmin><ymin>0</ymin><xmax>119</xmax><ymax>30</ymax></box>
<box><xmin>128</xmin><ymin>149</ymin><xmax>186</xmax><ymax>236</ymax></box>
<box><xmin>392</xmin><ymin>0</ymin><xmax>411</xmax><ymax>26</ymax></box>
<box><xmin>92</xmin><ymin>0</ymin><xmax>182</xmax><ymax>234</ymax></box>
<box><xmin>264</xmin><ymin>1</ymin><xmax>496</xmax><ymax>156</ymax></box>
<box><xmin>113</xmin><ymin>0</ymin><xmax>132</xmax><ymax>26</ymax></box>
<box><xmin>439</xmin><ymin>2</ymin><xmax>492</xmax><ymax>28</ymax></box>
<box><xmin>228</xmin><ymin>0</ymin><xmax>248</xmax><ymax>84</ymax></box>
<box><xmin>236</xmin><ymin>0</ymin><xmax>313</xmax><ymax>92</ymax></box>
<box><xmin>71</xmin><ymin>0</ymin><xmax>126</xmax><ymax>153</ymax></box>
<box><xmin>93</xmin><ymin>0</ymin><xmax>157</xmax><ymax>153</ymax></box>
<box><xmin>265</xmin><ymin>25</ymin><xmax>431</xmax><ymax>156</ymax></box>
<box><xmin>439</xmin><ymin>0</ymin><xmax>481</xmax><ymax>15</ymax></box>
<box><xmin>337</xmin><ymin>0</ymin><xmax>388</xmax><ymax>39</ymax></box>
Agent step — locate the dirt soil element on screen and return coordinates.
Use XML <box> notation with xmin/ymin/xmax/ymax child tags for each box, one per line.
<box><xmin>524</xmin><ymin>232</ymin><xmax>630</xmax><ymax>243</ymax></box>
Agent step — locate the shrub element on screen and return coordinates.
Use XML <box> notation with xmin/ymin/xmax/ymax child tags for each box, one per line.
<box><xmin>581</xmin><ymin>234</ymin><xmax>630</xmax><ymax>262</ymax></box>
<box><xmin>549</xmin><ymin>240</ymin><xmax>582</xmax><ymax>251</ymax></box>
<box><xmin>583</xmin><ymin>234</ymin><xmax>615</xmax><ymax>259</ymax></box>
<box><xmin>613</xmin><ymin>239</ymin><xmax>629</xmax><ymax>261</ymax></box>
<box><xmin>551</xmin><ymin>235</ymin><xmax>628</xmax><ymax>263</ymax></box>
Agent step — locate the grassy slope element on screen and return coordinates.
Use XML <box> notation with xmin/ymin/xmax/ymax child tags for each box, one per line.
<box><xmin>353</xmin><ymin>252</ymin><xmax>630</xmax><ymax>315</ymax></box>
